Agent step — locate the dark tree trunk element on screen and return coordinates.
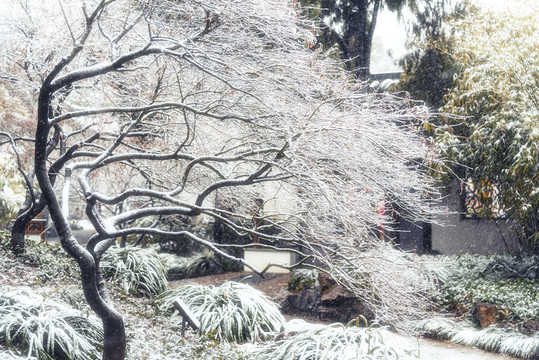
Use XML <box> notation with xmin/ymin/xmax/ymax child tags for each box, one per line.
<box><xmin>11</xmin><ymin>197</ymin><xmax>46</xmax><ymax>255</ymax></box>
<box><xmin>103</xmin><ymin>315</ymin><xmax>127</xmax><ymax>360</ymax></box>
<box><xmin>34</xmin><ymin>86</ymin><xmax>127</xmax><ymax>360</ymax></box>
<box><xmin>11</xmin><ymin>123</ymin><xmax>63</xmax><ymax>255</ymax></box>
<box><xmin>320</xmin><ymin>0</ymin><xmax>382</xmax><ymax>80</ymax></box>
<box><xmin>120</xmin><ymin>235</ymin><xmax>127</xmax><ymax>248</ymax></box>
<box><xmin>10</xmin><ymin>215</ymin><xmax>28</xmax><ymax>255</ymax></box>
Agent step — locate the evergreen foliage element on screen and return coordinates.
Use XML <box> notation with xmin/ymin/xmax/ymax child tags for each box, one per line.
<box><xmin>0</xmin><ymin>152</ymin><xmax>25</xmax><ymax>228</ymax></box>
<box><xmin>424</xmin><ymin>254</ymin><xmax>539</xmax><ymax>322</ymax></box>
<box><xmin>0</xmin><ymin>232</ymin><xmax>78</xmax><ymax>283</ymax></box>
<box><xmin>404</xmin><ymin>0</ymin><xmax>539</xmax><ymax>250</ymax></box>
<box><xmin>288</xmin><ymin>268</ymin><xmax>319</xmax><ymax>291</ymax></box>
<box><xmin>438</xmin><ymin>1</ymin><xmax>539</xmax><ymax>250</ymax></box>
<box><xmin>159</xmin><ymin>251</ymin><xmax>224</xmax><ymax>279</ymax></box>
<box><xmin>415</xmin><ymin>318</ymin><xmax>539</xmax><ymax>359</ymax></box>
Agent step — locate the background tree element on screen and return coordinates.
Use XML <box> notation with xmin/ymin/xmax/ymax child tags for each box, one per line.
<box><xmin>429</xmin><ymin>1</ymin><xmax>539</xmax><ymax>251</ymax></box>
<box><xmin>1</xmin><ymin>0</ymin><xmax>441</xmax><ymax>358</ymax></box>
<box><xmin>399</xmin><ymin>0</ymin><xmax>463</xmax><ymax>109</ymax></box>
<box><xmin>300</xmin><ymin>0</ymin><xmax>434</xmax><ymax>79</ymax></box>
<box><xmin>0</xmin><ymin>83</ymin><xmax>32</xmax><ymax>228</ymax></box>
<box><xmin>319</xmin><ymin>0</ymin><xmax>406</xmax><ymax>78</ymax></box>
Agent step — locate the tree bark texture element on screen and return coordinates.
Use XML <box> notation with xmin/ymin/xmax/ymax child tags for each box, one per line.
<box><xmin>10</xmin><ymin>214</ymin><xmax>28</xmax><ymax>255</ymax></box>
<box><xmin>34</xmin><ymin>86</ymin><xmax>127</xmax><ymax>360</ymax></box>
<box><xmin>11</xmin><ymin>123</ymin><xmax>63</xmax><ymax>255</ymax></box>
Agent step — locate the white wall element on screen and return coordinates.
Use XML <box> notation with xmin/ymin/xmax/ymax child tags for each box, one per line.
<box><xmin>243</xmin><ymin>249</ymin><xmax>293</xmax><ymax>273</ymax></box>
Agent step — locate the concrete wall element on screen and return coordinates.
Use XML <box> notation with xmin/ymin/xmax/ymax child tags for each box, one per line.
<box><xmin>243</xmin><ymin>249</ymin><xmax>293</xmax><ymax>273</ymax></box>
<box><xmin>431</xmin><ymin>181</ymin><xmax>519</xmax><ymax>255</ymax></box>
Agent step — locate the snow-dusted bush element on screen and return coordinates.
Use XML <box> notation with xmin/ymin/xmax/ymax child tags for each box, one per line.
<box><xmin>435</xmin><ymin>0</ymin><xmax>539</xmax><ymax>249</ymax></box>
<box><xmin>159</xmin><ymin>251</ymin><xmax>226</xmax><ymax>279</ymax></box>
<box><xmin>156</xmin><ymin>281</ymin><xmax>285</xmax><ymax>342</ymax></box>
<box><xmin>415</xmin><ymin>318</ymin><xmax>539</xmax><ymax>359</ymax></box>
<box><xmin>253</xmin><ymin>320</ymin><xmax>416</xmax><ymax>360</ymax></box>
<box><xmin>423</xmin><ymin>254</ymin><xmax>539</xmax><ymax>321</ymax></box>
<box><xmin>0</xmin><ymin>287</ymin><xmax>103</xmax><ymax>360</ymax></box>
<box><xmin>101</xmin><ymin>246</ymin><xmax>169</xmax><ymax>297</ymax></box>
<box><xmin>288</xmin><ymin>268</ymin><xmax>319</xmax><ymax>291</ymax></box>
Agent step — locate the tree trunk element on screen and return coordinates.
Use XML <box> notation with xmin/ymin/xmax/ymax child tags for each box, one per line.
<box><xmin>10</xmin><ymin>216</ymin><xmax>27</xmax><ymax>255</ymax></box>
<box><xmin>11</xmin><ymin>123</ymin><xmax>62</xmax><ymax>255</ymax></box>
<box><xmin>11</xmin><ymin>192</ymin><xmax>35</xmax><ymax>254</ymax></box>
<box><xmin>102</xmin><ymin>306</ymin><xmax>127</xmax><ymax>360</ymax></box>
<box><xmin>80</xmin><ymin>246</ymin><xmax>127</xmax><ymax>360</ymax></box>
<box><xmin>11</xmin><ymin>198</ymin><xmax>46</xmax><ymax>255</ymax></box>
<box><xmin>79</xmin><ymin>243</ymin><xmax>127</xmax><ymax>360</ymax></box>
<box><xmin>321</xmin><ymin>0</ymin><xmax>381</xmax><ymax>80</ymax></box>
<box><xmin>120</xmin><ymin>234</ymin><xmax>127</xmax><ymax>248</ymax></box>
<box><xmin>355</xmin><ymin>3</ymin><xmax>370</xmax><ymax>79</ymax></box>
<box><xmin>34</xmin><ymin>87</ymin><xmax>127</xmax><ymax>360</ymax></box>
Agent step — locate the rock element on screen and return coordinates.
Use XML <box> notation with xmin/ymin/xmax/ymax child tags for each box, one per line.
<box><xmin>318</xmin><ymin>298</ymin><xmax>373</xmax><ymax>324</ymax></box>
<box><xmin>273</xmin><ymin>288</ymin><xmax>297</xmax><ymax>314</ymax></box>
<box><xmin>475</xmin><ymin>303</ymin><xmax>512</xmax><ymax>328</ymax></box>
<box><xmin>518</xmin><ymin>320</ymin><xmax>539</xmax><ymax>336</ymax></box>
<box><xmin>296</xmin><ymin>289</ymin><xmax>320</xmax><ymax>313</ymax></box>
<box><xmin>318</xmin><ymin>272</ymin><xmax>374</xmax><ymax>324</ymax></box>
<box><xmin>274</xmin><ymin>288</ymin><xmax>320</xmax><ymax>315</ymax></box>
<box><xmin>320</xmin><ymin>281</ymin><xmax>354</xmax><ymax>303</ymax></box>
<box><xmin>476</xmin><ymin>303</ymin><xmax>498</xmax><ymax>328</ymax></box>
<box><xmin>275</xmin><ymin>271</ymin><xmax>374</xmax><ymax>324</ymax></box>
<box><xmin>318</xmin><ymin>271</ymin><xmax>339</xmax><ymax>294</ymax></box>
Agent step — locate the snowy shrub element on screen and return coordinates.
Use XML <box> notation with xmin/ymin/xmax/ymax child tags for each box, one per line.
<box><xmin>0</xmin><ymin>234</ymin><xmax>78</xmax><ymax>283</ymax></box>
<box><xmin>423</xmin><ymin>254</ymin><xmax>539</xmax><ymax>321</ymax></box>
<box><xmin>253</xmin><ymin>320</ymin><xmax>416</xmax><ymax>360</ymax></box>
<box><xmin>288</xmin><ymin>268</ymin><xmax>319</xmax><ymax>291</ymax></box>
<box><xmin>415</xmin><ymin>318</ymin><xmax>539</xmax><ymax>359</ymax></box>
<box><xmin>159</xmin><ymin>251</ymin><xmax>222</xmax><ymax>279</ymax></box>
<box><xmin>435</xmin><ymin>1</ymin><xmax>539</xmax><ymax>248</ymax></box>
<box><xmin>101</xmin><ymin>246</ymin><xmax>169</xmax><ymax>297</ymax></box>
<box><xmin>0</xmin><ymin>287</ymin><xmax>103</xmax><ymax>360</ymax></box>
<box><xmin>155</xmin><ymin>281</ymin><xmax>285</xmax><ymax>342</ymax></box>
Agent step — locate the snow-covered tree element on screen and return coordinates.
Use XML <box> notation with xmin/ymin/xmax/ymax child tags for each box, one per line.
<box><xmin>434</xmin><ymin>0</ymin><xmax>539</xmax><ymax>251</ymax></box>
<box><xmin>1</xmin><ymin>0</ymin><xmax>441</xmax><ymax>358</ymax></box>
<box><xmin>0</xmin><ymin>151</ymin><xmax>25</xmax><ymax>227</ymax></box>
<box><xmin>0</xmin><ymin>81</ymin><xmax>34</xmax><ymax>232</ymax></box>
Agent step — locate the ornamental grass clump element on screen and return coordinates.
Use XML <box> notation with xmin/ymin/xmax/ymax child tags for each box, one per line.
<box><xmin>0</xmin><ymin>287</ymin><xmax>103</xmax><ymax>360</ymax></box>
<box><xmin>101</xmin><ymin>246</ymin><xmax>169</xmax><ymax>297</ymax></box>
<box><xmin>253</xmin><ymin>321</ymin><xmax>414</xmax><ymax>360</ymax></box>
<box><xmin>159</xmin><ymin>251</ymin><xmax>222</xmax><ymax>279</ymax></box>
<box><xmin>156</xmin><ymin>281</ymin><xmax>285</xmax><ymax>342</ymax></box>
<box><xmin>414</xmin><ymin>318</ymin><xmax>539</xmax><ymax>359</ymax></box>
